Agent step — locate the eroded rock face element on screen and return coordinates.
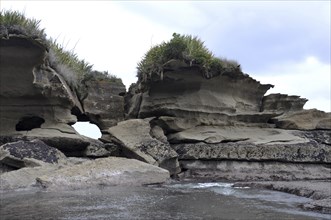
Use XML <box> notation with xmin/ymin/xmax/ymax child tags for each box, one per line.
<box><xmin>0</xmin><ymin>37</ymin><xmax>82</xmax><ymax>135</ymax></box>
<box><xmin>36</xmin><ymin>157</ymin><xmax>170</xmax><ymax>190</ymax></box>
<box><xmin>179</xmin><ymin>161</ymin><xmax>330</xmax><ymax>181</ymax></box>
<box><xmin>0</xmin><ymin>35</ymin><xmax>88</xmax><ymax>155</ymax></box>
<box><xmin>172</xmin><ymin>129</ymin><xmax>330</xmax><ymax>180</ymax></box>
<box><xmin>101</xmin><ymin>119</ymin><xmax>180</xmax><ymax>175</ymax></box>
<box><xmin>272</xmin><ymin>109</ymin><xmax>331</xmax><ymax>130</ymax></box>
<box><xmin>83</xmin><ymin>79</ymin><xmax>126</xmax><ymax>130</ymax></box>
<box><xmin>172</xmin><ymin>139</ymin><xmax>330</xmax><ymax>163</ymax></box>
<box><xmin>130</xmin><ymin>68</ymin><xmax>273</xmax><ymax>121</ymax></box>
<box><xmin>261</xmin><ymin>93</ymin><xmax>308</xmax><ymax>113</ymax></box>
<box><xmin>124</xmin><ymin>65</ymin><xmax>330</xmax><ymax>182</ymax></box>
<box><xmin>0</xmin><ymin>34</ymin><xmax>126</xmax><ymax>156</ymax></box>
<box><xmin>0</xmin><ymin>139</ymin><xmax>66</xmax><ymax>168</ymax></box>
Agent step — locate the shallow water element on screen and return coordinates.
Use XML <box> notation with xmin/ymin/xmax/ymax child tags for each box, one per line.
<box><xmin>0</xmin><ymin>182</ymin><xmax>330</xmax><ymax>220</ymax></box>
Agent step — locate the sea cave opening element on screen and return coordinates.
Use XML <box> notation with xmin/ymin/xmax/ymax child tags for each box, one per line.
<box><xmin>72</xmin><ymin>121</ymin><xmax>102</xmax><ymax>139</ymax></box>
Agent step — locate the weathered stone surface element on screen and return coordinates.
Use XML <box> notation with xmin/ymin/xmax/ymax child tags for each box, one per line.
<box><xmin>0</xmin><ymin>156</ymin><xmax>91</xmax><ymax>190</ymax></box>
<box><xmin>21</xmin><ymin>128</ymin><xmax>91</xmax><ymax>156</ymax></box>
<box><xmin>0</xmin><ymin>164</ymin><xmax>60</xmax><ymax>190</ymax></box>
<box><xmin>0</xmin><ymin>35</ymin><xmax>126</xmax><ymax>156</ymax></box>
<box><xmin>83</xmin><ymin>138</ymin><xmax>120</xmax><ymax>158</ymax></box>
<box><xmin>102</xmin><ymin>119</ymin><xmax>180</xmax><ymax>175</ymax></box>
<box><xmin>0</xmin><ymin>139</ymin><xmax>66</xmax><ymax>168</ymax></box>
<box><xmin>131</xmin><ymin>68</ymin><xmax>273</xmax><ymax>120</ymax></box>
<box><xmin>82</xmin><ymin>79</ymin><xmax>126</xmax><ymax>130</ymax></box>
<box><xmin>298</xmin><ymin>130</ymin><xmax>331</xmax><ymax>145</ymax></box>
<box><xmin>261</xmin><ymin>93</ymin><xmax>308</xmax><ymax>113</ymax></box>
<box><xmin>168</xmin><ymin>126</ymin><xmax>306</xmax><ymax>145</ymax></box>
<box><xmin>154</xmin><ymin>116</ymin><xmax>200</xmax><ymax>133</ymax></box>
<box><xmin>179</xmin><ymin>160</ymin><xmax>331</xmax><ymax>181</ymax></box>
<box><xmin>124</xmin><ymin>83</ymin><xmax>142</xmax><ymax>119</ymax></box>
<box><xmin>172</xmin><ymin>140</ymin><xmax>330</xmax><ymax>163</ymax></box>
<box><xmin>272</xmin><ymin>109</ymin><xmax>331</xmax><ymax>130</ymax></box>
<box><xmin>36</xmin><ymin>157</ymin><xmax>170</xmax><ymax>189</ymax></box>
<box><xmin>0</xmin><ymin>36</ymin><xmax>82</xmax><ymax>135</ymax></box>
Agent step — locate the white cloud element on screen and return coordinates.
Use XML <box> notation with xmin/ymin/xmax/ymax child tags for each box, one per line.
<box><xmin>251</xmin><ymin>57</ymin><xmax>330</xmax><ymax>112</ymax></box>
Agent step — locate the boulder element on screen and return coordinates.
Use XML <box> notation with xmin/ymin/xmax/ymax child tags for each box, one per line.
<box><xmin>0</xmin><ymin>139</ymin><xmax>66</xmax><ymax>168</ymax></box>
<box><xmin>21</xmin><ymin>128</ymin><xmax>91</xmax><ymax>156</ymax></box>
<box><xmin>0</xmin><ymin>157</ymin><xmax>92</xmax><ymax>190</ymax></box>
<box><xmin>36</xmin><ymin>157</ymin><xmax>170</xmax><ymax>189</ymax></box>
<box><xmin>0</xmin><ymin>165</ymin><xmax>59</xmax><ymax>190</ymax></box>
<box><xmin>102</xmin><ymin>119</ymin><xmax>180</xmax><ymax>175</ymax></box>
<box><xmin>272</xmin><ymin>109</ymin><xmax>331</xmax><ymax>130</ymax></box>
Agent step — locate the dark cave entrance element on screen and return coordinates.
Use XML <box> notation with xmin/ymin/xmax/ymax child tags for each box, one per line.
<box><xmin>15</xmin><ymin>116</ymin><xmax>45</xmax><ymax>131</ymax></box>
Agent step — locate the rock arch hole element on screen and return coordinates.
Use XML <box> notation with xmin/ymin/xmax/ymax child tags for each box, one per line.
<box><xmin>72</xmin><ymin>122</ymin><xmax>102</xmax><ymax>139</ymax></box>
<box><xmin>16</xmin><ymin>116</ymin><xmax>45</xmax><ymax>131</ymax></box>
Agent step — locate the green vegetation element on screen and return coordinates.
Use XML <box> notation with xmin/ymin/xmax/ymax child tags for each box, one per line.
<box><xmin>1</xmin><ymin>10</ymin><xmax>122</xmax><ymax>100</ymax></box>
<box><xmin>137</xmin><ymin>33</ymin><xmax>241</xmax><ymax>83</ymax></box>
<box><xmin>0</xmin><ymin>10</ymin><xmax>46</xmax><ymax>39</ymax></box>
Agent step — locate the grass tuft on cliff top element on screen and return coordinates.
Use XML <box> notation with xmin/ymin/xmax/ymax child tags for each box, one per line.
<box><xmin>1</xmin><ymin>10</ymin><xmax>122</xmax><ymax>100</ymax></box>
<box><xmin>0</xmin><ymin>10</ymin><xmax>46</xmax><ymax>39</ymax></box>
<box><xmin>137</xmin><ymin>33</ymin><xmax>241</xmax><ymax>83</ymax></box>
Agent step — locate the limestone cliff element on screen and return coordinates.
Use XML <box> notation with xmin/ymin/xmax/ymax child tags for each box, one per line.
<box><xmin>123</xmin><ymin>60</ymin><xmax>331</xmax><ymax>181</ymax></box>
<box><xmin>1</xmin><ymin>18</ymin><xmax>330</xmax><ymax>187</ymax></box>
<box><xmin>0</xmin><ymin>30</ymin><xmax>125</xmax><ymax>155</ymax></box>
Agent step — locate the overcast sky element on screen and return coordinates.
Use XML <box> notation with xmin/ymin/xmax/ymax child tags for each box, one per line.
<box><xmin>2</xmin><ymin>1</ymin><xmax>330</xmax><ymax>138</ymax></box>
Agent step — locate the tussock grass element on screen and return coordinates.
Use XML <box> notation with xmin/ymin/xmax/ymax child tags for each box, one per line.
<box><xmin>137</xmin><ymin>33</ymin><xmax>241</xmax><ymax>84</ymax></box>
<box><xmin>0</xmin><ymin>10</ymin><xmax>46</xmax><ymax>39</ymax></box>
<box><xmin>1</xmin><ymin>10</ymin><xmax>122</xmax><ymax>100</ymax></box>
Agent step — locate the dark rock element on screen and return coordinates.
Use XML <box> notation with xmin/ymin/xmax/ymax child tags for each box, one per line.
<box><xmin>172</xmin><ymin>140</ymin><xmax>330</xmax><ymax>163</ymax></box>
<box><xmin>0</xmin><ymin>139</ymin><xmax>66</xmax><ymax>168</ymax></box>
<box><xmin>83</xmin><ymin>138</ymin><xmax>120</xmax><ymax>158</ymax></box>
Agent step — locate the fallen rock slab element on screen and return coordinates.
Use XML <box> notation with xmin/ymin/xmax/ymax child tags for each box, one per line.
<box><xmin>36</xmin><ymin>157</ymin><xmax>170</xmax><ymax>190</ymax></box>
<box><xmin>0</xmin><ymin>164</ymin><xmax>60</xmax><ymax>190</ymax></box>
<box><xmin>0</xmin><ymin>139</ymin><xmax>66</xmax><ymax>168</ymax></box>
<box><xmin>103</xmin><ymin>119</ymin><xmax>180</xmax><ymax>175</ymax></box>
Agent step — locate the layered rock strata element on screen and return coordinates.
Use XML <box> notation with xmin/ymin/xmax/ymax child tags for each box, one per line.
<box><xmin>0</xmin><ymin>33</ymin><xmax>125</xmax><ymax>156</ymax></box>
<box><xmin>125</xmin><ymin>64</ymin><xmax>331</xmax><ymax>181</ymax></box>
